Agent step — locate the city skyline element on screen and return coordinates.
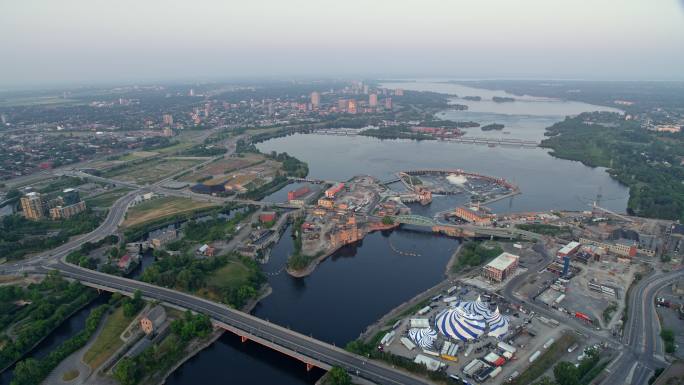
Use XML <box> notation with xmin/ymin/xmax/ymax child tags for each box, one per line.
<box><xmin>1</xmin><ymin>0</ymin><xmax>684</xmax><ymax>87</ymax></box>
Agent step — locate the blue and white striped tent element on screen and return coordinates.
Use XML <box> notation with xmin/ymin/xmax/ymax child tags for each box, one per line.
<box><xmin>435</xmin><ymin>307</ymin><xmax>486</xmax><ymax>341</ymax></box>
<box><xmin>459</xmin><ymin>297</ymin><xmax>491</xmax><ymax>317</ymax></box>
<box><xmin>408</xmin><ymin>328</ymin><xmax>438</xmax><ymax>349</ymax></box>
<box><xmin>486</xmin><ymin>307</ymin><xmax>510</xmax><ymax>338</ymax></box>
<box><xmin>437</xmin><ymin>299</ymin><xmax>509</xmax><ymax>341</ymax></box>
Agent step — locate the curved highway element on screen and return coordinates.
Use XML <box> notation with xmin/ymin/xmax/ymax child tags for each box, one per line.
<box><xmin>48</xmin><ymin>261</ymin><xmax>429</xmax><ymax>385</ymax></box>
<box><xmin>0</xmin><ymin>190</ymin><xmax>140</xmax><ymax>274</ymax></box>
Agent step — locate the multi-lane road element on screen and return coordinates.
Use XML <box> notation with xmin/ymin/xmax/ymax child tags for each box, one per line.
<box><xmin>47</xmin><ymin>261</ymin><xmax>429</xmax><ymax>385</ymax></box>
<box><xmin>500</xmin><ymin>239</ymin><xmax>682</xmax><ymax>385</ymax></box>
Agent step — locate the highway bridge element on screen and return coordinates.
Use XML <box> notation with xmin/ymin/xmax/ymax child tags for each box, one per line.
<box><xmin>391</xmin><ymin>214</ymin><xmax>544</xmax><ymax>241</ymax></box>
<box><xmin>47</xmin><ymin>261</ymin><xmax>429</xmax><ymax>385</ymax></box>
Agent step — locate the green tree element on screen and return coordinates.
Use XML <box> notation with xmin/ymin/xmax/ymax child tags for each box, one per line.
<box><xmin>554</xmin><ymin>361</ymin><xmax>580</xmax><ymax>385</ymax></box>
<box><xmin>381</xmin><ymin>216</ymin><xmax>394</xmax><ymax>225</ymax></box>
<box><xmin>328</xmin><ymin>366</ymin><xmax>352</xmax><ymax>385</ymax></box>
<box><xmin>113</xmin><ymin>357</ymin><xmax>138</xmax><ymax>385</ymax></box>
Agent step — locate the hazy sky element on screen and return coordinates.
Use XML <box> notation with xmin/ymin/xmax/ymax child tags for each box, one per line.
<box><xmin>1</xmin><ymin>0</ymin><xmax>683</xmax><ymax>85</ymax></box>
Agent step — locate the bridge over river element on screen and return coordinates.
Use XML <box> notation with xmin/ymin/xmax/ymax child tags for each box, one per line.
<box><xmin>45</xmin><ymin>261</ymin><xmax>429</xmax><ymax>385</ymax></box>
<box><xmin>391</xmin><ymin>214</ymin><xmax>543</xmax><ymax>241</ymax></box>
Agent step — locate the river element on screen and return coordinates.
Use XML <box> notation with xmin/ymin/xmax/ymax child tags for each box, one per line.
<box><xmin>0</xmin><ymin>295</ymin><xmax>110</xmax><ymax>385</ymax></box>
<box><xmin>15</xmin><ymin>81</ymin><xmax>628</xmax><ymax>385</ymax></box>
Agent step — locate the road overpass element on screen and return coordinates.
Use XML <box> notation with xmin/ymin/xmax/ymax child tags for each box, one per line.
<box><xmin>47</xmin><ymin>261</ymin><xmax>430</xmax><ymax>385</ymax></box>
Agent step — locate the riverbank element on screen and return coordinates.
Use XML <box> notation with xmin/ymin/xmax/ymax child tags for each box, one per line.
<box><xmin>155</xmin><ymin>329</ymin><xmax>224</xmax><ymax>385</ymax></box>
<box><xmin>285</xmin><ymin>223</ymin><xmax>400</xmax><ymax>278</ymax></box>
<box><xmin>357</xmin><ymin>242</ymin><xmax>462</xmax><ymax>343</ymax></box>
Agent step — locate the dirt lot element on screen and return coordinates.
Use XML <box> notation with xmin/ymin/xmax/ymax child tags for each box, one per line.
<box><xmin>179</xmin><ymin>154</ymin><xmax>265</xmax><ymax>185</ymax></box>
<box><xmin>105</xmin><ymin>158</ymin><xmax>202</xmax><ymax>184</ymax></box>
<box><xmin>123</xmin><ymin>196</ymin><xmax>217</xmax><ymax>227</ymax></box>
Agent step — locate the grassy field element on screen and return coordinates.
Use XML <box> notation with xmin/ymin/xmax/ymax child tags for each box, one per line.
<box><xmin>83</xmin><ymin>306</ymin><xmax>136</xmax><ymax>369</ymax></box>
<box><xmin>206</xmin><ymin>262</ymin><xmax>250</xmax><ymax>288</ymax></box>
<box><xmin>123</xmin><ymin>196</ymin><xmax>217</xmax><ymax>228</ymax></box>
<box><xmin>117</xmin><ymin>151</ymin><xmax>159</xmax><ymax>162</ymax></box>
<box><xmin>85</xmin><ymin>188</ymin><xmax>131</xmax><ymax>208</ymax></box>
<box><xmin>104</xmin><ymin>158</ymin><xmax>202</xmax><ymax>184</ymax></box>
<box><xmin>198</xmin><ymin>260</ymin><xmax>252</xmax><ymax>301</ymax></box>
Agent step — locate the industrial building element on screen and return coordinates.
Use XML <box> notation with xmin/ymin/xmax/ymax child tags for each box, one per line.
<box><xmin>325</xmin><ymin>183</ymin><xmax>345</xmax><ymax>198</ymax></box>
<box><xmin>482</xmin><ymin>252</ymin><xmax>519</xmax><ymax>282</ymax></box>
<box><xmin>453</xmin><ymin>206</ymin><xmax>493</xmax><ymax>225</ymax></box>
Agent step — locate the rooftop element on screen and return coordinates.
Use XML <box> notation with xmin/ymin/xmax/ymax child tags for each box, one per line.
<box><xmin>485</xmin><ymin>252</ymin><xmax>519</xmax><ymax>271</ymax></box>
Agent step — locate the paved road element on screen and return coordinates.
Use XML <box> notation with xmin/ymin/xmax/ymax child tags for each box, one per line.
<box><xmin>500</xmin><ymin>242</ymin><xmax>683</xmax><ymax>385</ymax></box>
<box><xmin>602</xmin><ymin>269</ymin><xmax>683</xmax><ymax>385</ymax></box>
<box><xmin>47</xmin><ymin>261</ymin><xmax>429</xmax><ymax>385</ymax></box>
<box><xmin>0</xmin><ymin>190</ymin><xmax>140</xmax><ymax>275</ymax></box>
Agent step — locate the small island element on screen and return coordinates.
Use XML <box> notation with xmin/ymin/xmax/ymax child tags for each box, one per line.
<box><xmin>492</xmin><ymin>96</ymin><xmax>515</xmax><ymax>103</ymax></box>
<box><xmin>463</xmin><ymin>96</ymin><xmax>482</xmax><ymax>101</ymax></box>
<box><xmin>451</xmin><ymin>103</ymin><xmax>469</xmax><ymax>110</ymax></box>
<box><xmin>481</xmin><ymin>123</ymin><xmax>505</xmax><ymax>131</ymax></box>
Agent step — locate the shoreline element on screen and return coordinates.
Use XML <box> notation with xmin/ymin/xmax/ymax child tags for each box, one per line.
<box><xmin>155</xmin><ymin>329</ymin><xmax>224</xmax><ymax>385</ymax></box>
<box><xmin>286</xmin><ymin>223</ymin><xmax>400</xmax><ymax>278</ymax></box>
<box><xmin>358</xmin><ymin>242</ymin><xmax>464</xmax><ymax>342</ymax></box>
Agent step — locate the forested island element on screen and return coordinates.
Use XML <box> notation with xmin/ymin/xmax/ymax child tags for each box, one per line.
<box><xmin>541</xmin><ymin>111</ymin><xmax>684</xmax><ymax>221</ymax></box>
<box><xmin>481</xmin><ymin>123</ymin><xmax>505</xmax><ymax>131</ymax></box>
<box><xmin>463</xmin><ymin>96</ymin><xmax>482</xmax><ymax>101</ymax></box>
<box><xmin>450</xmin><ymin>104</ymin><xmax>469</xmax><ymax>110</ymax></box>
<box><xmin>492</xmin><ymin>96</ymin><xmax>515</xmax><ymax>103</ymax></box>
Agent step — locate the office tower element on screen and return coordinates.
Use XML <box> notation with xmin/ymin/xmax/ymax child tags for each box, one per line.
<box><xmin>310</xmin><ymin>92</ymin><xmax>320</xmax><ymax>109</ymax></box>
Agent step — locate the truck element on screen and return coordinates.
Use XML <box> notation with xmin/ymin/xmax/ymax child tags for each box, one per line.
<box><xmin>507</xmin><ymin>371</ymin><xmax>520</xmax><ymax>382</ymax></box>
<box><xmin>497</xmin><ymin>341</ymin><xmax>517</xmax><ymax>354</ymax></box>
<box><xmin>484</xmin><ymin>352</ymin><xmax>501</xmax><ymax>365</ymax></box>
<box><xmin>529</xmin><ymin>350</ymin><xmax>541</xmax><ymax>363</ymax></box>
<box><xmin>379</xmin><ymin>330</ymin><xmax>395</xmax><ymax>346</ymax></box>
<box><xmin>464</xmin><ymin>345</ymin><xmax>474</xmax><ymax>357</ymax></box>
<box><xmin>489</xmin><ymin>366</ymin><xmax>503</xmax><ymax>379</ymax></box>
<box><xmin>417</xmin><ymin>306</ymin><xmax>432</xmax><ymax>315</ymax></box>
<box><xmin>400</xmin><ymin>337</ymin><xmax>416</xmax><ymax>351</ymax></box>
<box><xmin>463</xmin><ymin>359</ymin><xmax>486</xmax><ymax>377</ymax></box>
<box><xmin>447</xmin><ymin>285</ymin><xmax>459</xmax><ymax>295</ymax></box>
<box><xmin>567</xmin><ymin>343</ymin><xmax>579</xmax><ymax>353</ymax></box>
<box><xmin>543</xmin><ymin>338</ymin><xmax>555</xmax><ymax>349</ymax></box>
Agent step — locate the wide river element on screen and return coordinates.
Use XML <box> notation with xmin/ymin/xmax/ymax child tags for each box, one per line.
<box><xmin>160</xmin><ymin>81</ymin><xmax>631</xmax><ymax>384</ymax></box>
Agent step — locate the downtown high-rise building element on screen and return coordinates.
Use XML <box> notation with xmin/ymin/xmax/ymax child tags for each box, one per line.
<box><xmin>310</xmin><ymin>92</ymin><xmax>320</xmax><ymax>109</ymax></box>
<box><xmin>162</xmin><ymin>114</ymin><xmax>174</xmax><ymax>126</ymax></box>
<box><xmin>385</xmin><ymin>97</ymin><xmax>393</xmax><ymax>110</ymax></box>
<box><xmin>348</xmin><ymin>99</ymin><xmax>357</xmax><ymax>114</ymax></box>
<box><xmin>369</xmin><ymin>94</ymin><xmax>378</xmax><ymax>107</ymax></box>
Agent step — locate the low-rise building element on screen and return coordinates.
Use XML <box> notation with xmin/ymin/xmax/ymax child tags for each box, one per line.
<box><xmin>259</xmin><ymin>211</ymin><xmax>277</xmax><ymax>223</ymax></box>
<box><xmin>482</xmin><ymin>252</ymin><xmax>519</xmax><ymax>282</ymax></box>
<box><xmin>49</xmin><ymin>201</ymin><xmax>86</xmax><ymax>220</ymax></box>
<box><xmin>453</xmin><ymin>206</ymin><xmax>493</xmax><ymax>225</ymax></box>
